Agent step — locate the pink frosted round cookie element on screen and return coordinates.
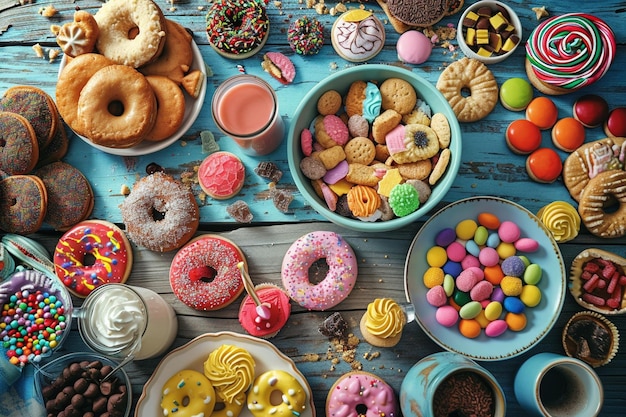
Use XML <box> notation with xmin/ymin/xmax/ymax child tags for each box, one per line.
<box><xmin>281</xmin><ymin>231</ymin><xmax>357</xmax><ymax>311</ymax></box>
<box><xmin>326</xmin><ymin>371</ymin><xmax>397</xmax><ymax>417</ymax></box>
<box><xmin>396</xmin><ymin>30</ymin><xmax>432</xmax><ymax>64</ymax></box>
<box><xmin>198</xmin><ymin>151</ymin><xmax>245</xmax><ymax>200</ymax></box>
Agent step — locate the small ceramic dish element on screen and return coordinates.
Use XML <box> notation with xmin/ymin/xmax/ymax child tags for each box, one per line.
<box><xmin>404</xmin><ymin>196</ymin><xmax>567</xmax><ymax>361</ymax></box>
<box><xmin>569</xmin><ymin>248</ymin><xmax>626</xmax><ymax>314</ymax></box>
<box><xmin>456</xmin><ymin>0</ymin><xmax>523</xmax><ymax>64</ymax></box>
<box><xmin>33</xmin><ymin>352</ymin><xmax>132</xmax><ymax>417</ymax></box>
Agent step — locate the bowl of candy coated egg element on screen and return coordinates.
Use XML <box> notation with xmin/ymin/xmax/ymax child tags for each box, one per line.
<box><xmin>456</xmin><ymin>0</ymin><xmax>523</xmax><ymax>64</ymax></box>
<box><xmin>287</xmin><ymin>64</ymin><xmax>461</xmax><ymax>232</ymax></box>
<box><xmin>403</xmin><ymin>196</ymin><xmax>567</xmax><ymax>360</ymax></box>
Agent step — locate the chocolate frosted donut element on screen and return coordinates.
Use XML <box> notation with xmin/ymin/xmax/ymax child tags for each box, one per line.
<box><xmin>387</xmin><ymin>0</ymin><xmax>447</xmax><ymax>27</ymax></box>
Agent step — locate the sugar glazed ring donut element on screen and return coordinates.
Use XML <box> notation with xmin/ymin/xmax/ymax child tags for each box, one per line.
<box><xmin>160</xmin><ymin>370</ymin><xmax>216</xmax><ymax>417</ymax></box>
<box><xmin>578</xmin><ymin>170</ymin><xmax>626</xmax><ymax>238</ymax></box>
<box><xmin>169</xmin><ymin>235</ymin><xmax>246</xmax><ymax>311</ymax></box>
<box><xmin>281</xmin><ymin>231</ymin><xmax>357</xmax><ymax>311</ymax></box>
<box><xmin>94</xmin><ymin>0</ymin><xmax>167</xmax><ymax>68</ymax></box>
<box><xmin>247</xmin><ymin>370</ymin><xmax>308</xmax><ymax>417</ymax></box>
<box><xmin>119</xmin><ymin>172</ymin><xmax>199</xmax><ymax>252</ymax></box>
<box><xmin>436</xmin><ymin>57</ymin><xmax>498</xmax><ymax>122</ymax></box>
<box><xmin>53</xmin><ymin>220</ymin><xmax>133</xmax><ymax>297</ymax></box>
<box><xmin>206</xmin><ymin>0</ymin><xmax>270</xmax><ymax>59</ymax></box>
<box><xmin>77</xmin><ymin>65</ymin><xmax>157</xmax><ymax>148</ymax></box>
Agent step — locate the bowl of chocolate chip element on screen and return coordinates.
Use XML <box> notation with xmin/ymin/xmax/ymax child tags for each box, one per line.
<box><xmin>456</xmin><ymin>0</ymin><xmax>522</xmax><ymax>64</ymax></box>
<box><xmin>34</xmin><ymin>352</ymin><xmax>132</xmax><ymax>417</ymax></box>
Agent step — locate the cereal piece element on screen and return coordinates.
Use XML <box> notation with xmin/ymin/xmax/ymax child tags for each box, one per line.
<box><xmin>255</xmin><ymin>161</ymin><xmax>283</xmax><ymax>183</ymax></box>
<box><xmin>372</xmin><ymin>109</ymin><xmax>402</xmax><ymax>144</ymax></box>
<box><xmin>317</xmin><ymin>90</ymin><xmax>342</xmax><ymax>115</ymax></box>
<box><xmin>405</xmin><ymin>179</ymin><xmax>432</xmax><ymax>204</ymax></box>
<box><xmin>227</xmin><ymin>200</ymin><xmax>253</xmax><ymax>223</ymax></box>
<box><xmin>300</xmin><ymin>128</ymin><xmax>313</xmax><ymax>156</ymax></box>
<box><xmin>430</xmin><ymin>113</ymin><xmax>451</xmax><ymax>148</ymax></box>
<box><xmin>347</xmin><ymin>114</ymin><xmax>369</xmax><ymax>138</ymax></box>
<box><xmin>397</xmin><ymin>160</ymin><xmax>432</xmax><ymax>180</ymax></box>
<box><xmin>377</xmin><ymin>169</ymin><xmax>403</xmax><ymax>197</ymax></box>
<box><xmin>429</xmin><ymin>148</ymin><xmax>451</xmax><ymax>185</ymax></box>
<box><xmin>391</xmin><ymin>124</ymin><xmax>440</xmax><ymax>164</ymax></box>
<box><xmin>347</xmin><ymin>185</ymin><xmax>380</xmax><ymax>217</ymax></box>
<box><xmin>344</xmin><ymin>137</ymin><xmax>376</xmax><ymax>165</ymax></box>
<box><xmin>323</xmin><ymin>160</ymin><xmax>349</xmax><ymax>184</ymax></box>
<box><xmin>388</xmin><ymin>183</ymin><xmax>420</xmax><ymax>217</ymax></box>
<box><xmin>328</xmin><ymin>178</ymin><xmax>353</xmax><ymax>196</ymax></box>
<box><xmin>379</xmin><ymin>77</ymin><xmax>417</xmax><ymax>115</ymax></box>
<box><xmin>299</xmin><ymin>156</ymin><xmax>326</xmax><ymax>180</ymax></box>
<box><xmin>346</xmin><ymin>163</ymin><xmax>380</xmax><ymax>187</ymax></box>
<box><xmin>318</xmin><ymin>145</ymin><xmax>346</xmax><ymax>170</ymax></box>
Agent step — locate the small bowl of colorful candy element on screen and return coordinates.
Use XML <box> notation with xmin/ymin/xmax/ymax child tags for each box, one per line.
<box><xmin>1</xmin><ymin>269</ymin><xmax>72</xmax><ymax>367</ymax></box>
<box><xmin>404</xmin><ymin>196</ymin><xmax>567</xmax><ymax>360</ymax></box>
<box><xmin>456</xmin><ymin>0</ymin><xmax>522</xmax><ymax>64</ymax></box>
<box><xmin>287</xmin><ymin>64</ymin><xmax>462</xmax><ymax>232</ymax></box>
<box><xmin>33</xmin><ymin>352</ymin><xmax>132</xmax><ymax>417</ymax></box>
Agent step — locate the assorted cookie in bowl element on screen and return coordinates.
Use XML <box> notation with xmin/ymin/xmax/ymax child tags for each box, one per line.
<box><xmin>52</xmin><ymin>0</ymin><xmax>207</xmax><ymax>156</ymax></box>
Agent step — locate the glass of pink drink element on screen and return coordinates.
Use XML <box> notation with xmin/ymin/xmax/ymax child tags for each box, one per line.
<box><xmin>212</xmin><ymin>75</ymin><xmax>285</xmax><ymax>156</ymax></box>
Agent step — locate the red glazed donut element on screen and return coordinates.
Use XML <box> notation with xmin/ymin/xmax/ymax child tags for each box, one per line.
<box><xmin>169</xmin><ymin>235</ymin><xmax>246</xmax><ymax>311</ymax></box>
<box><xmin>53</xmin><ymin>220</ymin><xmax>133</xmax><ymax>297</ymax></box>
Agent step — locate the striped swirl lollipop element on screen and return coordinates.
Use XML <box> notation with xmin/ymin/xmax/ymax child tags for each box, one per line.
<box><xmin>525</xmin><ymin>13</ymin><xmax>616</xmax><ymax>94</ymax></box>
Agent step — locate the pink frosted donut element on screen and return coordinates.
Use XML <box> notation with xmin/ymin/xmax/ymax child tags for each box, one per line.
<box><xmin>281</xmin><ymin>231</ymin><xmax>357</xmax><ymax>311</ymax></box>
<box><xmin>169</xmin><ymin>234</ymin><xmax>245</xmax><ymax>311</ymax></box>
<box><xmin>326</xmin><ymin>371</ymin><xmax>398</xmax><ymax>417</ymax></box>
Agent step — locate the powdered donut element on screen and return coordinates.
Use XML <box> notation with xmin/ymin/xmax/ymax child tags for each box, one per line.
<box><xmin>119</xmin><ymin>171</ymin><xmax>199</xmax><ymax>252</ymax></box>
<box><xmin>94</xmin><ymin>0</ymin><xmax>167</xmax><ymax>68</ymax></box>
<box><xmin>169</xmin><ymin>235</ymin><xmax>246</xmax><ymax>311</ymax></box>
<box><xmin>77</xmin><ymin>64</ymin><xmax>156</xmax><ymax>148</ymax></box>
<box><xmin>436</xmin><ymin>57</ymin><xmax>498</xmax><ymax>122</ymax></box>
<box><xmin>281</xmin><ymin>231</ymin><xmax>358</xmax><ymax>311</ymax></box>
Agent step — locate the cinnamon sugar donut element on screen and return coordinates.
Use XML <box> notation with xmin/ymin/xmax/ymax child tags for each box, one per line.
<box><xmin>436</xmin><ymin>57</ymin><xmax>498</xmax><ymax>122</ymax></box>
<box><xmin>94</xmin><ymin>0</ymin><xmax>167</xmax><ymax>68</ymax></box>
<box><xmin>119</xmin><ymin>171</ymin><xmax>199</xmax><ymax>252</ymax></box>
<box><xmin>77</xmin><ymin>64</ymin><xmax>156</xmax><ymax>148</ymax></box>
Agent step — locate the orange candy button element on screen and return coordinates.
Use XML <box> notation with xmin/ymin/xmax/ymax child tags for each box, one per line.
<box><xmin>526</xmin><ymin>97</ymin><xmax>558</xmax><ymax>130</ymax></box>
<box><xmin>506</xmin><ymin>119</ymin><xmax>542</xmax><ymax>154</ymax></box>
<box><xmin>526</xmin><ymin>147</ymin><xmax>562</xmax><ymax>183</ymax></box>
<box><xmin>552</xmin><ymin>117</ymin><xmax>585</xmax><ymax>152</ymax></box>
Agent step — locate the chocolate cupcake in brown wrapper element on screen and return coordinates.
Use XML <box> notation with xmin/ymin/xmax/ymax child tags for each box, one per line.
<box><xmin>562</xmin><ymin>311</ymin><xmax>619</xmax><ymax>368</ymax></box>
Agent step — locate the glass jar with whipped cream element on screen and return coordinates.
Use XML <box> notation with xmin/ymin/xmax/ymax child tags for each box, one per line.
<box><xmin>76</xmin><ymin>284</ymin><xmax>177</xmax><ymax>360</ymax></box>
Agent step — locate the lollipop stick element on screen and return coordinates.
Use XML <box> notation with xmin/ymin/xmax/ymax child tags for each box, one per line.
<box><xmin>238</xmin><ymin>262</ymin><xmax>261</xmax><ymax>306</ymax></box>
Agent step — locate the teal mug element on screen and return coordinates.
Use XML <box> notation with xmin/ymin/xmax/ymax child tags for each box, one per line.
<box><xmin>514</xmin><ymin>352</ymin><xmax>603</xmax><ymax>416</ymax></box>
<box><xmin>400</xmin><ymin>351</ymin><xmax>506</xmax><ymax>417</ymax></box>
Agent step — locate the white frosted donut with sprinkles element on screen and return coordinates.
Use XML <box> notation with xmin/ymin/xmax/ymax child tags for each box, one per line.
<box><xmin>281</xmin><ymin>231</ymin><xmax>357</xmax><ymax>311</ymax></box>
<box><xmin>169</xmin><ymin>234</ymin><xmax>246</xmax><ymax>311</ymax></box>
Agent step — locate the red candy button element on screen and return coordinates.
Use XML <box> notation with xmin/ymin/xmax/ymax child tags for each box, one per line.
<box><xmin>526</xmin><ymin>97</ymin><xmax>558</xmax><ymax>130</ymax></box>
<box><xmin>552</xmin><ymin>117</ymin><xmax>585</xmax><ymax>152</ymax></box>
<box><xmin>526</xmin><ymin>148</ymin><xmax>562</xmax><ymax>183</ymax></box>
<box><xmin>506</xmin><ymin>119</ymin><xmax>541</xmax><ymax>154</ymax></box>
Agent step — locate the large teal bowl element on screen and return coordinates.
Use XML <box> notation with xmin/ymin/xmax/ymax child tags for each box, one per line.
<box><xmin>287</xmin><ymin>64</ymin><xmax>461</xmax><ymax>232</ymax></box>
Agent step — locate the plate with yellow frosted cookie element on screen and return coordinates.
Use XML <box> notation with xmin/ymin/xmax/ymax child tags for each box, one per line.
<box><xmin>55</xmin><ymin>12</ymin><xmax>207</xmax><ymax>156</ymax></box>
<box><xmin>136</xmin><ymin>331</ymin><xmax>316</xmax><ymax>417</ymax></box>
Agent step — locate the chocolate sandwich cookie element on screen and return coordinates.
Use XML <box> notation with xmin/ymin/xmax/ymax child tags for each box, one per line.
<box><xmin>0</xmin><ymin>85</ymin><xmax>59</xmax><ymax>149</ymax></box>
<box><xmin>34</xmin><ymin>161</ymin><xmax>94</xmax><ymax>231</ymax></box>
<box><xmin>0</xmin><ymin>111</ymin><xmax>39</xmax><ymax>175</ymax></box>
<box><xmin>0</xmin><ymin>174</ymin><xmax>48</xmax><ymax>234</ymax></box>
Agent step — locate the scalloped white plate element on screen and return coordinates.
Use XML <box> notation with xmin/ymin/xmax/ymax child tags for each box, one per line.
<box><xmin>58</xmin><ymin>40</ymin><xmax>207</xmax><ymax>156</ymax></box>
<box><xmin>135</xmin><ymin>331</ymin><xmax>316</xmax><ymax>416</ymax></box>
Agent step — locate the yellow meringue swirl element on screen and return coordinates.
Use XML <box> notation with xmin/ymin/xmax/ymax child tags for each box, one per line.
<box><xmin>537</xmin><ymin>201</ymin><xmax>581</xmax><ymax>243</ymax></box>
<box><xmin>204</xmin><ymin>344</ymin><xmax>255</xmax><ymax>402</ymax></box>
<box><xmin>364</xmin><ymin>298</ymin><xmax>406</xmax><ymax>338</ymax></box>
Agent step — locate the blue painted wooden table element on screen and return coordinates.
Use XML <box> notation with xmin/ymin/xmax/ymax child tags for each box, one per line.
<box><xmin>1</xmin><ymin>0</ymin><xmax>625</xmax><ymax>416</ymax></box>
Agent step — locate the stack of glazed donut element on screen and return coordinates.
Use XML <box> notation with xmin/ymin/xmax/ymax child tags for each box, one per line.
<box><xmin>52</xmin><ymin>0</ymin><xmax>205</xmax><ymax>148</ymax></box>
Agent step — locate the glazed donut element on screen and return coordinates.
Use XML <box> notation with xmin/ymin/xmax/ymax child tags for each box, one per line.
<box><xmin>140</xmin><ymin>18</ymin><xmax>193</xmax><ymax>84</ymax></box>
<box><xmin>436</xmin><ymin>57</ymin><xmax>498</xmax><ymax>122</ymax></box>
<box><xmin>119</xmin><ymin>171</ymin><xmax>199</xmax><ymax>252</ymax></box>
<box><xmin>56</xmin><ymin>53</ymin><xmax>114</xmax><ymax>137</ymax></box>
<box><xmin>281</xmin><ymin>231</ymin><xmax>357</xmax><ymax>311</ymax></box>
<box><xmin>144</xmin><ymin>75</ymin><xmax>185</xmax><ymax>142</ymax></box>
<box><xmin>77</xmin><ymin>64</ymin><xmax>156</xmax><ymax>148</ymax></box>
<box><xmin>326</xmin><ymin>371</ymin><xmax>398</xmax><ymax>417</ymax></box>
<box><xmin>247</xmin><ymin>370</ymin><xmax>308</xmax><ymax>417</ymax></box>
<box><xmin>206</xmin><ymin>0</ymin><xmax>270</xmax><ymax>59</ymax></box>
<box><xmin>160</xmin><ymin>370</ymin><xmax>216</xmax><ymax>417</ymax></box>
<box><xmin>53</xmin><ymin>220</ymin><xmax>133</xmax><ymax>297</ymax></box>
<box><xmin>288</xmin><ymin>16</ymin><xmax>324</xmax><ymax>56</ymax></box>
<box><xmin>94</xmin><ymin>0</ymin><xmax>167</xmax><ymax>68</ymax></box>
<box><xmin>169</xmin><ymin>234</ymin><xmax>246</xmax><ymax>311</ymax></box>
<box><xmin>578</xmin><ymin>170</ymin><xmax>626</xmax><ymax>238</ymax></box>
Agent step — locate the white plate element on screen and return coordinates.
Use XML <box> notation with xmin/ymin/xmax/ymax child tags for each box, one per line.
<box><xmin>58</xmin><ymin>41</ymin><xmax>207</xmax><ymax>156</ymax></box>
<box><xmin>135</xmin><ymin>331</ymin><xmax>317</xmax><ymax>416</ymax></box>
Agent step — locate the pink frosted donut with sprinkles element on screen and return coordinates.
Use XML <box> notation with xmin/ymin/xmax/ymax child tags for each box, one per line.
<box><xmin>53</xmin><ymin>220</ymin><xmax>133</xmax><ymax>298</ymax></box>
<box><xmin>169</xmin><ymin>234</ymin><xmax>246</xmax><ymax>311</ymax></box>
<box><xmin>281</xmin><ymin>231</ymin><xmax>357</xmax><ymax>311</ymax></box>
<box><xmin>525</xmin><ymin>13</ymin><xmax>616</xmax><ymax>91</ymax></box>
<box><xmin>206</xmin><ymin>0</ymin><xmax>270</xmax><ymax>59</ymax></box>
